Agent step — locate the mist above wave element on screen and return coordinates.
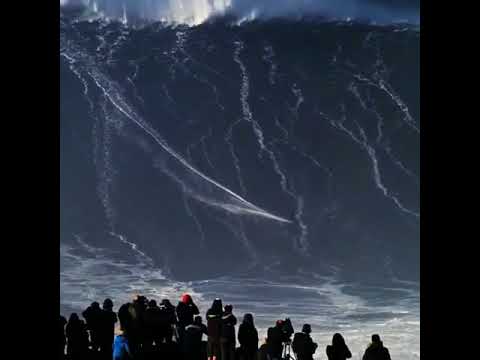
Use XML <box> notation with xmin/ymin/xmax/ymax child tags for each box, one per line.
<box><xmin>60</xmin><ymin>0</ymin><xmax>420</xmax><ymax>26</ymax></box>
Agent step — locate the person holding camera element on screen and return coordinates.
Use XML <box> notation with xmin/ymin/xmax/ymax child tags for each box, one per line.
<box><xmin>267</xmin><ymin>319</ymin><xmax>291</xmax><ymax>360</ymax></box>
<box><xmin>292</xmin><ymin>324</ymin><xmax>318</xmax><ymax>360</ymax></box>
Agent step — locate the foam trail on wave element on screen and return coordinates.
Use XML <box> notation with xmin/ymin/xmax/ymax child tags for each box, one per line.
<box><xmin>200</xmin><ymin>128</ymin><xmax>216</xmax><ymax>170</ymax></box>
<box><xmin>173</xmin><ymin>30</ymin><xmax>226</xmax><ymax>111</ymax></box>
<box><xmin>61</xmin><ymin>51</ymin><xmax>94</xmax><ymax>114</ymax></box>
<box><xmin>347</xmin><ymin>82</ymin><xmax>419</xmax><ymax>186</ymax></box>
<box><xmin>355</xmin><ymin>73</ymin><xmax>419</xmax><ymax>134</ymax></box>
<box><xmin>63</xmin><ymin>41</ymin><xmax>150</xmax><ymax>263</ymax></box>
<box><xmin>384</xmin><ymin>145</ymin><xmax>419</xmax><ymax>185</ymax></box>
<box><xmin>64</xmin><ymin>27</ymin><xmax>156</xmax><ymax>265</ymax></box>
<box><xmin>88</xmin><ymin>66</ymin><xmax>290</xmax><ymax>222</ymax></box>
<box><xmin>208</xmin><ymin>213</ymin><xmax>258</xmax><ymax>263</ymax></box>
<box><xmin>181</xmin><ymin>183</ymin><xmax>207</xmax><ymax>248</ymax></box>
<box><xmin>234</xmin><ymin>40</ymin><xmax>310</xmax><ymax>252</ymax></box>
<box><xmin>187</xmin><ymin>128</ymin><xmax>216</xmax><ymax>172</ymax></box>
<box><xmin>265</xmin><ymin>138</ymin><xmax>310</xmax><ymax>254</ymax></box>
<box><xmin>233</xmin><ymin>40</ymin><xmax>267</xmax><ymax>157</ymax></box>
<box><xmin>274</xmin><ymin>117</ymin><xmax>289</xmax><ymax>141</ymax></box>
<box><xmin>225</xmin><ymin>118</ymin><xmax>248</xmax><ymax>197</ymax></box>
<box><xmin>167</xmin><ymin>28</ymin><xmax>227</xmax><ymax>97</ymax></box>
<box><xmin>271</xmin><ymin>115</ymin><xmax>335</xmax><ymax>253</ymax></box>
<box><xmin>126</xmin><ymin>64</ymin><xmax>145</xmax><ymax>108</ymax></box>
<box><xmin>162</xmin><ymin>84</ymin><xmax>175</xmax><ymax>104</ymax></box>
<box><xmin>262</xmin><ymin>44</ymin><xmax>277</xmax><ymax>86</ymax></box>
<box><xmin>324</xmin><ymin>106</ymin><xmax>419</xmax><ymax>219</ymax></box>
<box><xmin>156</xmin><ymin>162</ymin><xmax>258</xmax><ymax>260</ymax></box>
<box><xmin>292</xmin><ymin>84</ymin><xmax>305</xmax><ymax>120</ymax></box>
<box><xmin>98</xmin><ymin>98</ymin><xmax>155</xmax><ymax>264</ymax></box>
<box><xmin>348</xmin><ymin>81</ymin><xmax>385</xmax><ymax>143</ymax></box>
<box><xmin>97</xmin><ymin>99</ymin><xmax>117</xmax><ymax>227</ymax></box>
<box><xmin>60</xmin><ymin>36</ymin><xmax>290</xmax><ymax>223</ymax></box>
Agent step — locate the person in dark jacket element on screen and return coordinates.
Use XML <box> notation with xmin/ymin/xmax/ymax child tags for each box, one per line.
<box><xmin>82</xmin><ymin>301</ymin><xmax>103</xmax><ymax>352</ymax></box>
<box><xmin>66</xmin><ymin>313</ymin><xmax>89</xmax><ymax>360</ymax></box>
<box><xmin>118</xmin><ymin>303</ymin><xmax>134</xmax><ymax>335</ymax></box>
<box><xmin>206</xmin><ymin>298</ymin><xmax>223</xmax><ymax>360</ymax></box>
<box><xmin>99</xmin><ymin>298</ymin><xmax>117</xmax><ymax>360</ymax></box>
<box><xmin>362</xmin><ymin>334</ymin><xmax>391</xmax><ymax>360</ymax></box>
<box><xmin>176</xmin><ymin>293</ymin><xmax>200</xmax><ymax>344</ymax></box>
<box><xmin>132</xmin><ymin>295</ymin><xmax>148</xmax><ymax>350</ymax></box>
<box><xmin>292</xmin><ymin>324</ymin><xmax>318</xmax><ymax>360</ymax></box>
<box><xmin>237</xmin><ymin>313</ymin><xmax>258</xmax><ymax>360</ymax></box>
<box><xmin>220</xmin><ymin>304</ymin><xmax>237</xmax><ymax>360</ymax></box>
<box><xmin>267</xmin><ymin>320</ymin><xmax>289</xmax><ymax>360</ymax></box>
<box><xmin>118</xmin><ymin>302</ymin><xmax>139</xmax><ymax>357</ymax></box>
<box><xmin>326</xmin><ymin>333</ymin><xmax>352</xmax><ymax>360</ymax></box>
<box><xmin>159</xmin><ymin>299</ymin><xmax>177</xmax><ymax>344</ymax></box>
<box><xmin>60</xmin><ymin>315</ymin><xmax>67</xmax><ymax>359</ymax></box>
<box><xmin>144</xmin><ymin>299</ymin><xmax>163</xmax><ymax>350</ymax></box>
<box><xmin>183</xmin><ymin>315</ymin><xmax>208</xmax><ymax>360</ymax></box>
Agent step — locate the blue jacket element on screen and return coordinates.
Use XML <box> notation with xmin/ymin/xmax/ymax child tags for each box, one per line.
<box><xmin>113</xmin><ymin>335</ymin><xmax>132</xmax><ymax>360</ymax></box>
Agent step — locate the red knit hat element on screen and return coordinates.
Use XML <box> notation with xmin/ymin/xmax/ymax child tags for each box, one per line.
<box><xmin>181</xmin><ymin>293</ymin><xmax>192</xmax><ymax>304</ymax></box>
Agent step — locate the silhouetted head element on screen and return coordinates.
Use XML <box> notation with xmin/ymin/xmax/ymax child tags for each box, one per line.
<box><xmin>69</xmin><ymin>313</ymin><xmax>79</xmax><ymax>322</ymax></box>
<box><xmin>332</xmin><ymin>333</ymin><xmax>345</xmax><ymax>346</ymax></box>
<box><xmin>243</xmin><ymin>313</ymin><xmax>254</xmax><ymax>326</ymax></box>
<box><xmin>276</xmin><ymin>320</ymin><xmax>284</xmax><ymax>328</ymax></box>
<box><xmin>224</xmin><ymin>304</ymin><xmax>233</xmax><ymax>314</ymax></box>
<box><xmin>372</xmin><ymin>334</ymin><xmax>381</xmax><ymax>344</ymax></box>
<box><xmin>148</xmin><ymin>299</ymin><xmax>157</xmax><ymax>308</ymax></box>
<box><xmin>194</xmin><ymin>316</ymin><xmax>203</xmax><ymax>325</ymax></box>
<box><xmin>103</xmin><ymin>298</ymin><xmax>113</xmax><ymax>310</ymax></box>
<box><xmin>302</xmin><ymin>324</ymin><xmax>312</xmax><ymax>334</ymax></box>
<box><xmin>91</xmin><ymin>301</ymin><xmax>100</xmax><ymax>310</ymax></box>
<box><xmin>211</xmin><ymin>298</ymin><xmax>223</xmax><ymax>313</ymax></box>
<box><xmin>181</xmin><ymin>293</ymin><xmax>192</xmax><ymax>304</ymax></box>
<box><xmin>134</xmin><ymin>295</ymin><xmax>147</xmax><ymax>305</ymax></box>
<box><xmin>118</xmin><ymin>303</ymin><xmax>133</xmax><ymax>331</ymax></box>
<box><xmin>161</xmin><ymin>299</ymin><xmax>172</xmax><ymax>307</ymax></box>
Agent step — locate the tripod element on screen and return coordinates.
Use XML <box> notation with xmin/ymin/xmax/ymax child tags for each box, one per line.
<box><xmin>282</xmin><ymin>342</ymin><xmax>297</xmax><ymax>360</ymax></box>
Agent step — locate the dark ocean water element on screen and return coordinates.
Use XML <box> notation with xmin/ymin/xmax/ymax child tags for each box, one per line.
<box><xmin>60</xmin><ymin>6</ymin><xmax>419</xmax><ymax>359</ymax></box>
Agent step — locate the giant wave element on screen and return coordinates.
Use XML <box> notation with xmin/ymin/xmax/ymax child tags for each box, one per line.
<box><xmin>60</xmin><ymin>7</ymin><xmax>420</xmax><ymax>359</ymax></box>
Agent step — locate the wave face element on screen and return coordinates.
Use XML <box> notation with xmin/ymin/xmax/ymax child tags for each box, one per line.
<box><xmin>60</xmin><ymin>13</ymin><xmax>419</xmax><ymax>283</ymax></box>
<box><xmin>60</xmin><ymin>10</ymin><xmax>419</xmax><ymax>359</ymax></box>
<box><xmin>60</xmin><ymin>0</ymin><xmax>420</xmax><ymax>25</ymax></box>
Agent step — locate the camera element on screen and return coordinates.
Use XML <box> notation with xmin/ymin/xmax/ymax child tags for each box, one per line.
<box><xmin>281</xmin><ymin>318</ymin><xmax>294</xmax><ymax>341</ymax></box>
